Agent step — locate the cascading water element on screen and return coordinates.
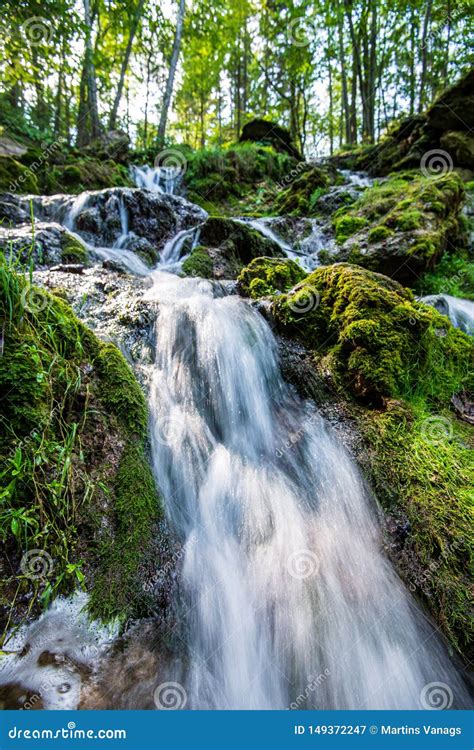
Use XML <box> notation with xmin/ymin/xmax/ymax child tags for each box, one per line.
<box><xmin>146</xmin><ymin>269</ymin><xmax>470</xmax><ymax>710</ymax></box>
<box><xmin>420</xmin><ymin>294</ymin><xmax>474</xmax><ymax>336</ymax></box>
<box><xmin>1</xmin><ymin>178</ymin><xmax>470</xmax><ymax>711</ymax></box>
<box><xmin>132</xmin><ymin>165</ymin><xmax>180</xmax><ymax>194</ymax></box>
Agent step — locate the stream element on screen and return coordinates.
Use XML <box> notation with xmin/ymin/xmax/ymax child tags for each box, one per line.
<box><xmin>0</xmin><ymin>170</ymin><xmax>472</xmax><ymax>711</ymax></box>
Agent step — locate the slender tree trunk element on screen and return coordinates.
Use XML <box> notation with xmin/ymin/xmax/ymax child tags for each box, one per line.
<box><xmin>157</xmin><ymin>0</ymin><xmax>186</xmax><ymax>145</ymax></box>
<box><xmin>109</xmin><ymin>0</ymin><xmax>145</xmax><ymax>130</ymax></box>
<box><xmin>143</xmin><ymin>49</ymin><xmax>152</xmax><ymax>148</ymax></box>
<box><xmin>419</xmin><ymin>0</ymin><xmax>433</xmax><ymax>112</ymax></box>
<box><xmin>409</xmin><ymin>8</ymin><xmax>417</xmax><ymax>115</ymax></box>
<box><xmin>337</xmin><ymin>0</ymin><xmax>350</xmax><ymax>145</ymax></box>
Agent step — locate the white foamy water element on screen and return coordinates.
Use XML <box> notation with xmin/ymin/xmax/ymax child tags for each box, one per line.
<box><xmin>0</xmin><ymin>594</ymin><xmax>117</xmax><ymax>710</ymax></box>
<box><xmin>420</xmin><ymin>294</ymin><xmax>474</xmax><ymax>336</ymax></box>
<box><xmin>145</xmin><ymin>268</ymin><xmax>470</xmax><ymax>709</ymax></box>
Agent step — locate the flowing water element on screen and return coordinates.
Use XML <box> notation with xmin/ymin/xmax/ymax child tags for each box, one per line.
<box><xmin>144</xmin><ymin>269</ymin><xmax>469</xmax><ymax>710</ymax></box>
<box><xmin>420</xmin><ymin>293</ymin><xmax>474</xmax><ymax>336</ymax></box>
<box><xmin>132</xmin><ymin>165</ymin><xmax>180</xmax><ymax>194</ymax></box>
<box><xmin>1</xmin><ymin>180</ymin><xmax>471</xmax><ymax>711</ymax></box>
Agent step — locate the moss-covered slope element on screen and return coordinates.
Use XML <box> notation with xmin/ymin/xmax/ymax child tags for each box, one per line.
<box><xmin>0</xmin><ymin>257</ymin><xmax>161</xmax><ymax>630</ymax></box>
<box><xmin>238</xmin><ymin>260</ymin><xmax>472</xmax><ymax>656</ymax></box>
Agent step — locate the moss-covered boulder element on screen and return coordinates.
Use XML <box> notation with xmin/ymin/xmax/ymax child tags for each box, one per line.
<box><xmin>272</xmin><ymin>262</ymin><xmax>472</xmax><ymax>405</ymax></box>
<box><xmin>0</xmin><ymin>156</ymin><xmax>39</xmax><ymax>194</ymax></box>
<box><xmin>274</xmin><ymin>166</ymin><xmax>330</xmax><ymax>215</ymax></box>
<box><xmin>271</xmin><ymin>261</ymin><xmax>473</xmax><ymax>656</ymax></box>
<box><xmin>0</xmin><ymin>257</ymin><xmax>161</xmax><ymax>628</ymax></box>
<box><xmin>181</xmin><ymin>217</ymin><xmax>285</xmax><ymax>279</ymax></box>
<box><xmin>238</xmin><ymin>257</ymin><xmax>307</xmax><ymax>298</ymax></box>
<box><xmin>328</xmin><ymin>171</ymin><xmax>466</xmax><ymax>284</ymax></box>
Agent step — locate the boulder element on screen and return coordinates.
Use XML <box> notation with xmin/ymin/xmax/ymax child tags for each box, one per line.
<box><xmin>0</xmin><ymin>222</ymin><xmax>88</xmax><ymax>268</ymax></box>
<box><xmin>326</xmin><ymin>171</ymin><xmax>466</xmax><ymax>285</ymax></box>
<box><xmin>239</xmin><ymin>119</ymin><xmax>303</xmax><ymax>160</ymax></box>
<box><xmin>85</xmin><ymin>130</ymin><xmax>131</xmax><ymax>163</ymax></box>
<box><xmin>181</xmin><ymin>217</ymin><xmax>284</xmax><ymax>279</ymax></box>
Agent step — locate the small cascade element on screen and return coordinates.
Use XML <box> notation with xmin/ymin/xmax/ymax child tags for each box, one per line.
<box><xmin>240</xmin><ymin>217</ymin><xmax>330</xmax><ymax>271</ymax></box>
<box><xmin>131</xmin><ymin>165</ymin><xmax>181</xmax><ymax>195</ymax></box>
<box><xmin>420</xmin><ymin>293</ymin><xmax>474</xmax><ymax>335</ymax></box>
<box><xmin>113</xmin><ymin>194</ymin><xmax>130</xmax><ymax>249</ymax></box>
<box><xmin>160</xmin><ymin>227</ymin><xmax>201</xmax><ymax>271</ymax></box>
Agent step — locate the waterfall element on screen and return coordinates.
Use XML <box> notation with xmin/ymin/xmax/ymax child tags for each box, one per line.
<box><xmin>420</xmin><ymin>293</ymin><xmax>474</xmax><ymax>336</ymax></box>
<box><xmin>132</xmin><ymin>165</ymin><xmax>181</xmax><ymax>195</ymax></box>
<box><xmin>145</xmin><ymin>268</ymin><xmax>469</xmax><ymax>710</ymax></box>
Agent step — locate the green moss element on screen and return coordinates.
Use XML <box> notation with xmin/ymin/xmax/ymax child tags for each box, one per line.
<box><xmin>88</xmin><ymin>440</ymin><xmax>160</xmax><ymax>622</ymax></box>
<box><xmin>334</xmin><ymin>214</ymin><xmax>368</xmax><ymax>243</ymax></box>
<box><xmin>393</xmin><ymin>209</ymin><xmax>423</xmax><ymax>231</ymax></box>
<box><xmin>330</xmin><ymin>172</ymin><xmax>466</xmax><ymax>284</ymax></box>
<box><xmin>273</xmin><ymin>262</ymin><xmax>471</xmax><ymax>405</ymax></box>
<box><xmin>61</xmin><ymin>232</ymin><xmax>89</xmax><ymax>264</ymax></box>
<box><xmin>0</xmin><ymin>155</ymin><xmax>39</xmax><ymax>194</ymax></box>
<box><xmin>181</xmin><ymin>246</ymin><xmax>214</xmax><ymax>279</ymax></box>
<box><xmin>356</xmin><ymin>403</ymin><xmax>473</xmax><ymax>655</ymax></box>
<box><xmin>368</xmin><ymin>225</ymin><xmax>394</xmax><ymax>243</ymax></box>
<box><xmin>274</xmin><ymin>166</ymin><xmax>330</xmax><ymax>215</ymax></box>
<box><xmin>238</xmin><ymin>257</ymin><xmax>307</xmax><ymax>298</ymax></box>
<box><xmin>0</xmin><ymin>256</ymin><xmax>159</xmax><ymax>628</ymax></box>
<box><xmin>94</xmin><ymin>342</ymin><xmax>148</xmax><ymax>436</ymax></box>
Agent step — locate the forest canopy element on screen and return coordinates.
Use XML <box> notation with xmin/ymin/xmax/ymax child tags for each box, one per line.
<box><xmin>1</xmin><ymin>0</ymin><xmax>473</xmax><ymax>156</ymax></box>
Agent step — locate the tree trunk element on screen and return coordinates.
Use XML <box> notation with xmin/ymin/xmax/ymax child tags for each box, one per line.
<box><xmin>337</xmin><ymin>0</ymin><xmax>351</xmax><ymax>145</ymax></box>
<box><xmin>418</xmin><ymin>0</ymin><xmax>433</xmax><ymax>112</ymax></box>
<box><xmin>157</xmin><ymin>0</ymin><xmax>186</xmax><ymax>145</ymax></box>
<box><xmin>108</xmin><ymin>0</ymin><xmax>145</xmax><ymax>130</ymax></box>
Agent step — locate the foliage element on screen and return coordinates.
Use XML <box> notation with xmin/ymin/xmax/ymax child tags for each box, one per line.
<box><xmin>0</xmin><ymin>253</ymin><xmax>160</xmax><ymax>631</ymax></box>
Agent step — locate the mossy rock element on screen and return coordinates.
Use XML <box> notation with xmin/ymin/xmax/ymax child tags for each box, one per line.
<box><xmin>274</xmin><ymin>166</ymin><xmax>330</xmax><ymax>216</ymax></box>
<box><xmin>61</xmin><ymin>231</ymin><xmax>89</xmax><ymax>264</ymax></box>
<box><xmin>0</xmin><ymin>156</ymin><xmax>39</xmax><ymax>194</ymax></box>
<box><xmin>0</xmin><ymin>258</ymin><xmax>161</xmax><ymax>627</ymax></box>
<box><xmin>181</xmin><ymin>217</ymin><xmax>285</xmax><ymax>279</ymax></box>
<box><xmin>329</xmin><ymin>172</ymin><xmax>466</xmax><ymax>285</ymax></box>
<box><xmin>181</xmin><ymin>245</ymin><xmax>214</xmax><ymax>279</ymax></box>
<box><xmin>273</xmin><ymin>262</ymin><xmax>472</xmax><ymax>406</ymax></box>
<box><xmin>238</xmin><ymin>257</ymin><xmax>307</xmax><ymax>298</ymax></box>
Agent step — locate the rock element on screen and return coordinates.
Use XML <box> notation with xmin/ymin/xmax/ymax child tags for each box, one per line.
<box><xmin>0</xmin><ymin>136</ymin><xmax>27</xmax><ymax>158</ymax></box>
<box><xmin>238</xmin><ymin>257</ymin><xmax>307</xmax><ymax>298</ymax></box>
<box><xmin>0</xmin><ymin>222</ymin><xmax>89</xmax><ymax>268</ymax></box>
<box><xmin>85</xmin><ymin>130</ymin><xmax>131</xmax><ymax>163</ymax></box>
<box><xmin>50</xmin><ymin>264</ymin><xmax>85</xmax><ymax>274</ymax></box>
<box><xmin>239</xmin><ymin>119</ymin><xmax>303</xmax><ymax>160</ymax></box>
<box><xmin>0</xmin><ymin>156</ymin><xmax>39</xmax><ymax>194</ymax></box>
<box><xmin>440</xmin><ymin>130</ymin><xmax>474</xmax><ymax>170</ymax></box>
<box><xmin>181</xmin><ymin>216</ymin><xmax>285</xmax><ymax>279</ymax></box>
<box><xmin>0</xmin><ymin>194</ymin><xmax>29</xmax><ymax>224</ymax></box>
<box><xmin>271</xmin><ymin>262</ymin><xmax>471</xmax><ymax>405</ymax></box>
<box><xmin>274</xmin><ymin>165</ymin><xmax>330</xmax><ymax>215</ymax></box>
<box><xmin>332</xmin><ymin>70</ymin><xmax>474</xmax><ymax>175</ymax></box>
<box><xmin>327</xmin><ymin>171</ymin><xmax>465</xmax><ymax>285</ymax></box>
